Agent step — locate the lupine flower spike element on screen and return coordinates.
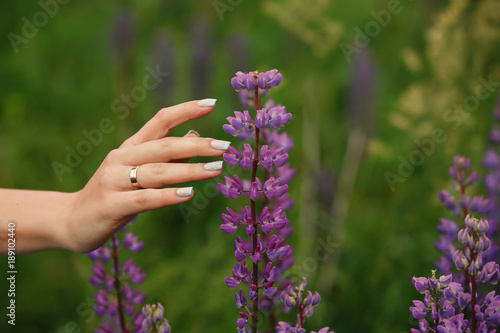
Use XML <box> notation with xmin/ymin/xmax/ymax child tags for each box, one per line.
<box><xmin>219</xmin><ymin>70</ymin><xmax>333</xmax><ymax>333</ymax></box>
<box><xmin>277</xmin><ymin>277</ymin><xmax>334</xmax><ymax>333</ymax></box>
<box><xmin>410</xmin><ymin>156</ymin><xmax>500</xmax><ymax>333</ymax></box>
<box><xmin>88</xmin><ymin>220</ymin><xmax>148</xmax><ymax>332</ymax></box>
<box><xmin>483</xmin><ymin>94</ymin><xmax>500</xmax><ymax>261</ymax></box>
<box><xmin>142</xmin><ymin>303</ymin><xmax>171</xmax><ymax>333</ymax></box>
<box><xmin>219</xmin><ymin>69</ymin><xmax>292</xmax><ymax>333</ymax></box>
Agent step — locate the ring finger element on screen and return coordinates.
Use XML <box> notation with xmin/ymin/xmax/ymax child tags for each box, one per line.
<box><xmin>120</xmin><ymin>161</ymin><xmax>225</xmax><ymax>190</ymax></box>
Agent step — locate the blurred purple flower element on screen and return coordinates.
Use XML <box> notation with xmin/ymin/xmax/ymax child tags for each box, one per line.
<box><xmin>189</xmin><ymin>18</ymin><xmax>213</xmax><ymax>98</ymax></box>
<box><xmin>151</xmin><ymin>29</ymin><xmax>175</xmax><ymax>108</ymax></box>
<box><xmin>347</xmin><ymin>47</ymin><xmax>378</xmax><ymax>131</ymax></box>
<box><xmin>88</xmin><ymin>222</ymin><xmax>147</xmax><ymax>332</ymax></box>
<box><xmin>112</xmin><ymin>6</ymin><xmax>135</xmax><ymax>53</ymax></box>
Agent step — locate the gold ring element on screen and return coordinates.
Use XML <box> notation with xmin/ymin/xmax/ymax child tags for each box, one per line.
<box><xmin>130</xmin><ymin>166</ymin><xmax>142</xmax><ymax>189</ymax></box>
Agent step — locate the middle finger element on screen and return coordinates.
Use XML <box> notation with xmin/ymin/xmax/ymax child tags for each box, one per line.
<box><xmin>117</xmin><ymin>136</ymin><xmax>231</xmax><ymax>166</ymax></box>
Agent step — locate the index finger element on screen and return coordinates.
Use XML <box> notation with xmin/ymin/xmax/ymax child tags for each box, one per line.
<box><xmin>120</xmin><ymin>99</ymin><xmax>217</xmax><ymax>148</ymax></box>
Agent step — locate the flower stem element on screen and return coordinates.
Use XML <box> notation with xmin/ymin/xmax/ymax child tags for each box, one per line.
<box><xmin>434</xmin><ymin>303</ymin><xmax>440</xmax><ymax>331</ymax></box>
<box><xmin>470</xmin><ymin>254</ymin><xmax>477</xmax><ymax>333</ymax></box>
<box><xmin>298</xmin><ymin>305</ymin><xmax>305</xmax><ymax>328</ymax></box>
<box><xmin>250</xmin><ymin>71</ymin><xmax>261</xmax><ymax>333</ymax></box>
<box><xmin>111</xmin><ymin>234</ymin><xmax>126</xmax><ymax>333</ymax></box>
<box><xmin>460</xmin><ymin>179</ymin><xmax>476</xmax><ymax>333</ymax></box>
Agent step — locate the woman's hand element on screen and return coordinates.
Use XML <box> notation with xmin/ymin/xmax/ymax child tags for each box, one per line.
<box><xmin>61</xmin><ymin>99</ymin><xmax>229</xmax><ymax>252</ymax></box>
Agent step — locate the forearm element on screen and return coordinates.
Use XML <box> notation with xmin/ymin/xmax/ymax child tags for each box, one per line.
<box><xmin>0</xmin><ymin>189</ymin><xmax>75</xmax><ymax>254</ymax></box>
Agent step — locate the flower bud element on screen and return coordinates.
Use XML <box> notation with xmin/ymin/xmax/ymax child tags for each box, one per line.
<box><xmin>304</xmin><ymin>290</ymin><xmax>313</xmax><ymax>306</ymax></box>
<box><xmin>428</xmin><ymin>278</ymin><xmax>438</xmax><ymax>290</ymax></box>
<box><xmin>312</xmin><ymin>292</ymin><xmax>321</xmax><ymax>306</ymax></box>
<box><xmin>235</xmin><ymin>289</ymin><xmax>247</xmax><ymax>308</ymax></box>
<box><xmin>476</xmin><ymin>234</ymin><xmax>491</xmax><ymax>253</ymax></box>
<box><xmin>453</xmin><ymin>250</ymin><xmax>469</xmax><ymax>270</ymax></box>
<box><xmin>479</xmin><ymin>261</ymin><xmax>500</xmax><ymax>285</ymax></box>
<box><xmin>457</xmin><ymin>228</ymin><xmax>472</xmax><ymax>247</ymax></box>
<box><xmin>477</xmin><ymin>218</ymin><xmax>490</xmax><ymax>234</ymax></box>
<box><xmin>430</xmin><ymin>303</ymin><xmax>438</xmax><ymax>320</ymax></box>
<box><xmin>453</xmin><ymin>155</ymin><xmax>471</xmax><ymax>168</ymax></box>
<box><xmin>304</xmin><ymin>305</ymin><xmax>314</xmax><ymax>319</ymax></box>
<box><xmin>449</xmin><ymin>166</ymin><xmax>458</xmax><ymax>180</ymax></box>
<box><xmin>458</xmin><ymin>292</ymin><xmax>471</xmax><ymax>310</ymax></box>
<box><xmin>467</xmin><ymin>170</ymin><xmax>479</xmax><ymax>185</ymax></box>
<box><xmin>464</xmin><ymin>215</ymin><xmax>478</xmax><ymax>231</ymax></box>
<box><xmin>248</xmin><ymin>288</ymin><xmax>258</xmax><ymax>301</ymax></box>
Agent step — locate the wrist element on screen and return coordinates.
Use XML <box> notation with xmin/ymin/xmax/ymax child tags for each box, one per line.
<box><xmin>49</xmin><ymin>191</ymin><xmax>80</xmax><ymax>252</ymax></box>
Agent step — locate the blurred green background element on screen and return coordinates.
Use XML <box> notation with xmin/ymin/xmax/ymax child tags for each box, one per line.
<box><xmin>1</xmin><ymin>0</ymin><xmax>500</xmax><ymax>332</ymax></box>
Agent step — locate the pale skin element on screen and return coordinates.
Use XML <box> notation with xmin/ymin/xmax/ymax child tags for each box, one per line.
<box><xmin>0</xmin><ymin>100</ymin><xmax>228</xmax><ymax>254</ymax></box>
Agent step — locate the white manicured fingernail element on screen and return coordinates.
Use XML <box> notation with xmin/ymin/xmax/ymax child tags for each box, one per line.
<box><xmin>185</xmin><ymin>129</ymin><xmax>200</xmax><ymax>137</ymax></box>
<box><xmin>211</xmin><ymin>140</ymin><xmax>231</xmax><ymax>150</ymax></box>
<box><xmin>198</xmin><ymin>98</ymin><xmax>217</xmax><ymax>107</ymax></box>
<box><xmin>204</xmin><ymin>161</ymin><xmax>223</xmax><ymax>171</ymax></box>
<box><xmin>177</xmin><ymin>187</ymin><xmax>193</xmax><ymax>197</ymax></box>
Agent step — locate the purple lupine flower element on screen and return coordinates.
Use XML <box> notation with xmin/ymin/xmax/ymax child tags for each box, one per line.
<box><xmin>142</xmin><ymin>303</ymin><xmax>171</xmax><ymax>333</ymax></box>
<box><xmin>436</xmin><ymin>156</ymin><xmax>492</xmax><ymax>277</ymax></box>
<box><xmin>279</xmin><ymin>277</ymin><xmax>329</xmax><ymax>332</ymax></box>
<box><xmin>124</xmin><ymin>232</ymin><xmax>144</xmax><ymax>252</ymax></box>
<box><xmin>410</xmin><ymin>270</ymin><xmax>473</xmax><ymax>329</ymax></box>
<box><xmin>231</xmin><ymin>72</ymin><xmax>249</xmax><ymax>92</ymax></box>
<box><xmin>483</xmin><ymin>96</ymin><xmax>500</xmax><ymax>263</ymax></box>
<box><xmin>223</xmin><ymin>110</ymin><xmax>257</xmax><ymax>140</ymax></box>
<box><xmin>263</xmin><ymin>177</ymin><xmax>288</xmax><ymax>199</ymax></box>
<box><xmin>412</xmin><ymin>276</ymin><xmax>429</xmax><ymax>293</ymax></box>
<box><xmin>219</xmin><ymin>69</ymin><xmax>333</xmax><ymax>332</ymax></box>
<box><xmin>257</xmin><ymin>69</ymin><xmax>282</xmax><ymax>90</ymax></box>
<box><xmin>88</xmin><ymin>246</ymin><xmax>111</xmax><ymax>263</ymax></box>
<box><xmin>219</xmin><ymin>69</ymin><xmax>328</xmax><ymax>333</ymax></box>
<box><xmin>88</xmin><ymin>221</ymin><xmax>148</xmax><ymax>332</ymax></box>
<box><xmin>123</xmin><ymin>258</ymin><xmax>147</xmax><ymax>284</ymax></box>
<box><xmin>410</xmin><ymin>155</ymin><xmax>500</xmax><ymax>332</ymax></box>
<box><xmin>217</xmin><ymin>175</ymin><xmax>244</xmax><ymax>199</ymax></box>
<box><xmin>89</xmin><ymin>261</ymin><xmax>106</xmax><ymax>286</ymax></box>
<box><xmin>479</xmin><ymin>261</ymin><xmax>500</xmax><ymax>284</ymax></box>
<box><xmin>410</xmin><ymin>300</ymin><xmax>427</xmax><ymax>320</ymax></box>
<box><xmin>311</xmin><ymin>328</ymin><xmax>335</xmax><ymax>333</ymax></box>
